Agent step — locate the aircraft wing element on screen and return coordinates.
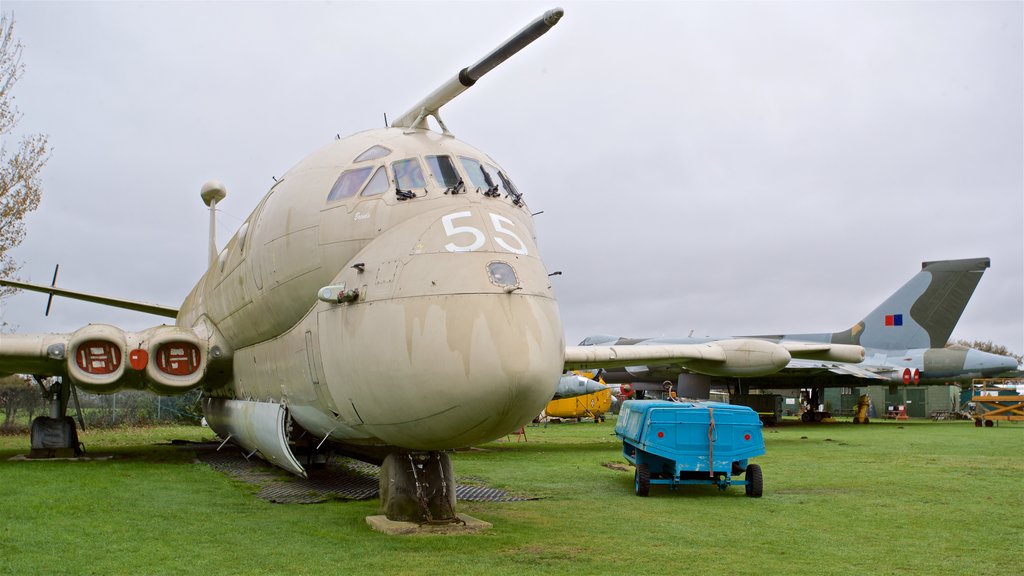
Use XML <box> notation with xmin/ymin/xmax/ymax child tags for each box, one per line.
<box><xmin>779</xmin><ymin>358</ymin><xmax>890</xmax><ymax>380</ymax></box>
<box><xmin>564</xmin><ymin>338</ymin><xmax>791</xmax><ymax>377</ymax></box>
<box><xmin>0</xmin><ymin>324</ymin><xmax>211</xmax><ymax>394</ymax></box>
<box><xmin>0</xmin><ymin>333</ymin><xmax>70</xmax><ymax>377</ymax></box>
<box><xmin>778</xmin><ymin>342</ymin><xmax>864</xmax><ymax>363</ymax></box>
<box><xmin>0</xmin><ymin>278</ymin><xmax>178</xmax><ymax>318</ymax></box>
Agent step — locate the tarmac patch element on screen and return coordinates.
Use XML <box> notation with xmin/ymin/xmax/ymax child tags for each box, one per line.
<box><xmin>191</xmin><ymin>442</ymin><xmax>534</xmax><ymax>504</ymax></box>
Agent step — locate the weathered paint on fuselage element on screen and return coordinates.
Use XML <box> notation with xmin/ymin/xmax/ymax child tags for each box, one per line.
<box><xmin>176</xmin><ymin>128</ymin><xmax>565</xmax><ymax>450</ymax></box>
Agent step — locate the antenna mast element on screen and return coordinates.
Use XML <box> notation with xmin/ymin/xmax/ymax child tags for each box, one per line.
<box><xmin>200</xmin><ymin>181</ymin><xmax>227</xmax><ymax>267</ymax></box>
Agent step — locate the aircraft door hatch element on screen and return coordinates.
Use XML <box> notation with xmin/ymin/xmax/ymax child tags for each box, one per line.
<box><xmin>316</xmin><ymin>309</ymin><xmax>364</xmax><ymax>426</ymax></box>
<box><xmin>305</xmin><ymin>330</ymin><xmax>338</xmax><ymax>416</ymax></box>
<box><xmin>203</xmin><ymin>397</ymin><xmax>306</xmax><ymax>478</ymax></box>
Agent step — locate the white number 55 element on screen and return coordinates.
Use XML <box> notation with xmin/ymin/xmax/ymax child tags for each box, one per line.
<box><xmin>442</xmin><ymin>211</ymin><xmax>528</xmax><ymax>255</ymax></box>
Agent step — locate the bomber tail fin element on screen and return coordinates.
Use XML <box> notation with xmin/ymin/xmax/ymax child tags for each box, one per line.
<box><xmin>830</xmin><ymin>257</ymin><xmax>990</xmax><ymax>350</ymax></box>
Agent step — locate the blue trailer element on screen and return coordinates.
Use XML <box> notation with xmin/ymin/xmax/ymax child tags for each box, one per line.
<box><xmin>614</xmin><ymin>400</ymin><xmax>765</xmax><ymax>497</ymax></box>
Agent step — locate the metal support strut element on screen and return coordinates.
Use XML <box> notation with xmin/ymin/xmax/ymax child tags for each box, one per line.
<box><xmin>379</xmin><ymin>451</ymin><xmax>459</xmax><ymax>524</ymax></box>
<box><xmin>29</xmin><ymin>376</ymin><xmax>83</xmax><ymax>458</ymax></box>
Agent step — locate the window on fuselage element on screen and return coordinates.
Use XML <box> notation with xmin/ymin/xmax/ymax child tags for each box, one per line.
<box><xmin>497</xmin><ymin>170</ymin><xmax>520</xmax><ymax>198</ymax></box>
<box><xmin>361</xmin><ymin>166</ymin><xmax>388</xmax><ymax>196</ymax></box>
<box><xmin>426</xmin><ymin>155</ymin><xmax>460</xmax><ymax>187</ymax></box>
<box><xmin>459</xmin><ymin>157</ymin><xmax>491</xmax><ymax>189</ymax></box>
<box><xmin>392</xmin><ymin>158</ymin><xmax>426</xmax><ymax>191</ymax></box>
<box><xmin>327</xmin><ymin>166</ymin><xmax>374</xmax><ymax>202</ymax></box>
<box><xmin>353</xmin><ymin>145</ymin><xmax>391</xmax><ymax>162</ymax></box>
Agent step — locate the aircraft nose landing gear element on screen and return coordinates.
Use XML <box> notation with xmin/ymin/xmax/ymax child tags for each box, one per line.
<box><xmin>367</xmin><ymin>451</ymin><xmax>492</xmax><ymax>534</ymax></box>
<box><xmin>380</xmin><ymin>451</ymin><xmax>456</xmax><ymax>523</ymax></box>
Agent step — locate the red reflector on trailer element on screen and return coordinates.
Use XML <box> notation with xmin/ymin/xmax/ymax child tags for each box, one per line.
<box><xmin>128</xmin><ymin>349</ymin><xmax>148</xmax><ymax>371</ymax></box>
<box><xmin>744</xmin><ymin>434</ymin><xmax>751</xmax><ymax>441</ymax></box>
<box><xmin>75</xmin><ymin>340</ymin><xmax>121</xmax><ymax>375</ymax></box>
<box><xmin>657</xmin><ymin>431</ymin><xmax>664</xmax><ymax>438</ymax></box>
<box><xmin>156</xmin><ymin>342</ymin><xmax>200</xmax><ymax>376</ymax></box>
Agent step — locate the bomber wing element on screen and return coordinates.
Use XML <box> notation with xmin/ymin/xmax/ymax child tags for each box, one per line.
<box><xmin>781</xmin><ymin>358</ymin><xmax>890</xmax><ymax>380</ymax></box>
<box><xmin>565</xmin><ymin>338</ymin><xmax>792</xmax><ymax>377</ymax></box>
<box><xmin>0</xmin><ymin>333</ymin><xmax>70</xmax><ymax>377</ymax></box>
<box><xmin>565</xmin><ymin>339</ymin><xmax>864</xmax><ymax>379</ymax></box>
<box><xmin>0</xmin><ymin>324</ymin><xmax>210</xmax><ymax>394</ymax></box>
<box><xmin>0</xmin><ymin>278</ymin><xmax>178</xmax><ymax>318</ymax></box>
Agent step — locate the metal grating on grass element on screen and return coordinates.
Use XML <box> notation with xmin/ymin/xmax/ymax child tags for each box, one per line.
<box><xmin>192</xmin><ymin>443</ymin><xmax>532</xmax><ymax>504</ymax></box>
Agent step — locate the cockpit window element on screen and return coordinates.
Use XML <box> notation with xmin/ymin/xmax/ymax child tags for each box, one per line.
<box><xmin>354</xmin><ymin>145</ymin><xmax>391</xmax><ymax>162</ymax></box>
<box><xmin>361</xmin><ymin>166</ymin><xmax>388</xmax><ymax>196</ymax></box>
<box><xmin>426</xmin><ymin>155</ymin><xmax>460</xmax><ymax>187</ymax></box>
<box><xmin>327</xmin><ymin>166</ymin><xmax>374</xmax><ymax>202</ymax></box>
<box><xmin>459</xmin><ymin>157</ymin><xmax>490</xmax><ymax>189</ymax></box>
<box><xmin>392</xmin><ymin>158</ymin><xmax>426</xmax><ymax>190</ymax></box>
<box><xmin>487</xmin><ymin>261</ymin><xmax>519</xmax><ymax>287</ymax></box>
<box><xmin>497</xmin><ymin>170</ymin><xmax>523</xmax><ymax>206</ymax></box>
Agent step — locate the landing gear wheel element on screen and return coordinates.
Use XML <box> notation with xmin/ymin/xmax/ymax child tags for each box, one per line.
<box><xmin>634</xmin><ymin>463</ymin><xmax>650</xmax><ymax>497</ymax></box>
<box><xmin>744</xmin><ymin>464</ymin><xmax>763</xmax><ymax>498</ymax></box>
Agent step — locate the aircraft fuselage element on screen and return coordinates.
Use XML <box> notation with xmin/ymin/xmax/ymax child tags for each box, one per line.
<box><xmin>176</xmin><ymin>128</ymin><xmax>564</xmax><ymax>451</ymax></box>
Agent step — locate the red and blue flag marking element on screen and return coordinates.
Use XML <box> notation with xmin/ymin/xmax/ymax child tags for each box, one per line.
<box><xmin>884</xmin><ymin>314</ymin><xmax>903</xmax><ymax>326</ymax></box>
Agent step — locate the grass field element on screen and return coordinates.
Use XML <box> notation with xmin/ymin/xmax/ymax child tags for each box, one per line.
<box><xmin>1</xmin><ymin>418</ymin><xmax>1021</xmax><ymax>575</ymax></box>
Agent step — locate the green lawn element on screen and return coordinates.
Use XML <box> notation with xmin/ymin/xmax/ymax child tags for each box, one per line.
<box><xmin>1</xmin><ymin>419</ymin><xmax>1020</xmax><ymax>575</ymax></box>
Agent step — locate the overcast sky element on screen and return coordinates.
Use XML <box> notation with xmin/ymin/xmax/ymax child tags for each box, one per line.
<box><xmin>3</xmin><ymin>1</ymin><xmax>1022</xmax><ymax>357</ymax></box>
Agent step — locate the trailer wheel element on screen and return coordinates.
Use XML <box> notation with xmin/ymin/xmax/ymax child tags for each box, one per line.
<box><xmin>984</xmin><ymin>419</ymin><xmax>994</xmax><ymax>427</ymax></box>
<box><xmin>744</xmin><ymin>464</ymin><xmax>763</xmax><ymax>498</ymax></box>
<box><xmin>635</xmin><ymin>463</ymin><xmax>650</xmax><ymax>497</ymax></box>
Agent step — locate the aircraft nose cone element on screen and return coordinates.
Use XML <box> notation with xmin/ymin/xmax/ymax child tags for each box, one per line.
<box><xmin>772</xmin><ymin>347</ymin><xmax>793</xmax><ymax>370</ymax></box>
<box><xmin>325</xmin><ymin>293</ymin><xmax>564</xmax><ymax>450</ymax></box>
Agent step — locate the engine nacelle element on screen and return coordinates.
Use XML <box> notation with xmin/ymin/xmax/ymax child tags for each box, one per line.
<box><xmin>687</xmin><ymin>339</ymin><xmax>792</xmax><ymax>377</ymax></box>
<box><xmin>135</xmin><ymin>325</ymin><xmax>207</xmax><ymax>394</ymax></box>
<box><xmin>65</xmin><ymin>324</ymin><xmax>207</xmax><ymax>394</ymax></box>
<box><xmin>890</xmin><ymin>367</ymin><xmax>921</xmax><ymax>385</ymax></box>
<box><xmin>66</xmin><ymin>324</ymin><xmax>128</xmax><ymax>392</ymax></box>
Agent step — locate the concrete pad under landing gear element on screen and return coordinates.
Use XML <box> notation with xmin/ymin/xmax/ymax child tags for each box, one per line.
<box><xmin>365</xmin><ymin>514</ymin><xmax>492</xmax><ymax>535</ymax></box>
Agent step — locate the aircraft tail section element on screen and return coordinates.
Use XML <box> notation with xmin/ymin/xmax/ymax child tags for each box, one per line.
<box><xmin>830</xmin><ymin>257</ymin><xmax>990</xmax><ymax>350</ymax></box>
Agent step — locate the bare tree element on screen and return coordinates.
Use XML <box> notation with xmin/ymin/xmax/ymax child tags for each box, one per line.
<box><xmin>949</xmin><ymin>339</ymin><xmax>1022</xmax><ymax>364</ymax></box>
<box><xmin>0</xmin><ymin>13</ymin><xmax>49</xmax><ymax>300</ymax></box>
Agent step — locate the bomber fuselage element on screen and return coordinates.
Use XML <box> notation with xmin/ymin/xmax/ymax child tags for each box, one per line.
<box><xmin>176</xmin><ymin>127</ymin><xmax>564</xmax><ymax>450</ymax></box>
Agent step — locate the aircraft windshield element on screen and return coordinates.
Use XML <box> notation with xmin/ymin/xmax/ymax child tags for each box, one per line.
<box><xmin>392</xmin><ymin>158</ymin><xmax>426</xmax><ymax>190</ymax></box>
<box><xmin>327</xmin><ymin>166</ymin><xmax>374</xmax><ymax>202</ymax></box>
<box><xmin>459</xmin><ymin>157</ymin><xmax>490</xmax><ymax>189</ymax></box>
<box><xmin>426</xmin><ymin>155</ymin><xmax>460</xmax><ymax>187</ymax></box>
<box><xmin>361</xmin><ymin>166</ymin><xmax>389</xmax><ymax>196</ymax></box>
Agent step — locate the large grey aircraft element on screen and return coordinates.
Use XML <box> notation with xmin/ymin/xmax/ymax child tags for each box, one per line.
<box><xmin>584</xmin><ymin>257</ymin><xmax>1018</xmax><ymax>419</ymax></box>
<box><xmin>0</xmin><ymin>9</ymin><xmax>862</xmax><ymax>526</ymax></box>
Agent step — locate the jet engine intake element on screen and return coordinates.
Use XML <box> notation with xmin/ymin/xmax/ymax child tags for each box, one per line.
<box><xmin>137</xmin><ymin>326</ymin><xmax>207</xmax><ymax>394</ymax></box>
<box><xmin>65</xmin><ymin>324</ymin><xmax>207</xmax><ymax>394</ymax></box>
<box><xmin>66</xmin><ymin>324</ymin><xmax>127</xmax><ymax>392</ymax></box>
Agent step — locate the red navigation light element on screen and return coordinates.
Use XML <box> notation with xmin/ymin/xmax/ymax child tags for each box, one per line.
<box><xmin>156</xmin><ymin>342</ymin><xmax>201</xmax><ymax>376</ymax></box>
<box><xmin>75</xmin><ymin>340</ymin><xmax>121</xmax><ymax>375</ymax></box>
